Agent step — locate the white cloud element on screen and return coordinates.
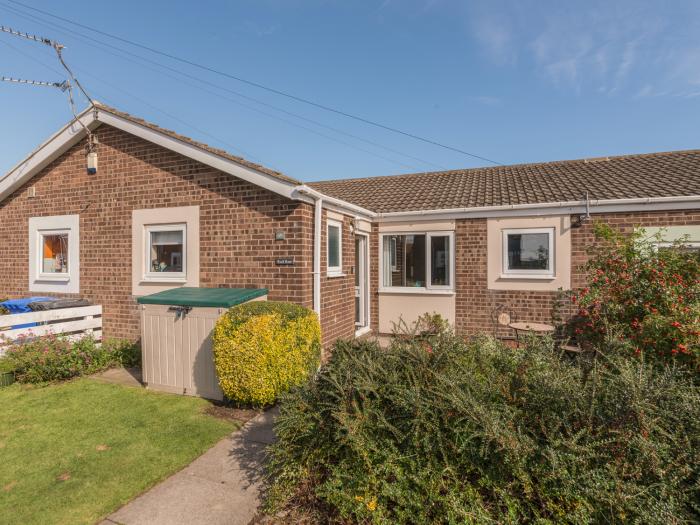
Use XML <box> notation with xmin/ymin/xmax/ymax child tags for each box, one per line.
<box><xmin>464</xmin><ymin>0</ymin><xmax>700</xmax><ymax>97</ymax></box>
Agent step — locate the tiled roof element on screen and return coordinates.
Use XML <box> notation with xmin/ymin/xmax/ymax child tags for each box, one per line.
<box><xmin>94</xmin><ymin>102</ymin><xmax>301</xmax><ymax>185</ymax></box>
<box><xmin>308</xmin><ymin>150</ymin><xmax>700</xmax><ymax>213</ymax></box>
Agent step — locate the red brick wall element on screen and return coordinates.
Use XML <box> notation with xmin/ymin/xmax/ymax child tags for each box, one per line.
<box><xmin>454</xmin><ymin>211</ymin><xmax>700</xmax><ymax>336</ymax></box>
<box><xmin>0</xmin><ymin>125</ymin><xmax>323</xmax><ymax>342</ymax></box>
<box><xmin>319</xmin><ymin>211</ymin><xmax>357</xmax><ymax>347</ymax></box>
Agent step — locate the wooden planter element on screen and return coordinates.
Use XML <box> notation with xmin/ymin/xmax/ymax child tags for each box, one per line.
<box><xmin>0</xmin><ymin>371</ymin><xmax>15</xmax><ymax>387</ymax></box>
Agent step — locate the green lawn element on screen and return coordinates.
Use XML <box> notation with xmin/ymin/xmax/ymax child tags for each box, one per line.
<box><xmin>0</xmin><ymin>378</ymin><xmax>238</xmax><ymax>525</ymax></box>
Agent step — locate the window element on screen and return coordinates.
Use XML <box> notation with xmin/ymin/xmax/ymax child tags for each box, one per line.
<box><xmin>29</xmin><ymin>215</ymin><xmax>80</xmax><ymax>293</ymax></box>
<box><xmin>40</xmin><ymin>232</ymin><xmax>69</xmax><ymax>276</ymax></box>
<box><xmin>327</xmin><ymin>220</ymin><xmax>342</xmax><ymax>275</ymax></box>
<box><xmin>144</xmin><ymin>224</ymin><xmax>186</xmax><ymax>280</ymax></box>
<box><xmin>502</xmin><ymin>228</ymin><xmax>554</xmax><ymax>276</ymax></box>
<box><xmin>381</xmin><ymin>232</ymin><xmax>454</xmax><ymax>291</ymax></box>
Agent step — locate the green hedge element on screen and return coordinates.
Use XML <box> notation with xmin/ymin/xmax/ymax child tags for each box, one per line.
<box><xmin>266</xmin><ymin>335</ymin><xmax>700</xmax><ymax>524</ymax></box>
<box><xmin>212</xmin><ymin>301</ymin><xmax>321</xmax><ymax>407</ymax></box>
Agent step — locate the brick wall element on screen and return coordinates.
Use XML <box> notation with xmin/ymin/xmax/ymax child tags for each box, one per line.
<box><xmin>0</xmin><ymin>125</ymin><xmax>322</xmax><ymax>342</ymax></box>
<box><xmin>454</xmin><ymin>211</ymin><xmax>700</xmax><ymax>336</ymax></box>
<box><xmin>319</xmin><ymin>211</ymin><xmax>357</xmax><ymax>347</ymax></box>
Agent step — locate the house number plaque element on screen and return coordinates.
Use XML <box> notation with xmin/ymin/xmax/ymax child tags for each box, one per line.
<box><xmin>275</xmin><ymin>258</ymin><xmax>294</xmax><ymax>266</ymax></box>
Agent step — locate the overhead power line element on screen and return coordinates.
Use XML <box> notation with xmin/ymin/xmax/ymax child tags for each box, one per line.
<box><xmin>5</xmin><ymin>0</ymin><xmax>502</xmax><ymax>166</ymax></box>
<box><xmin>0</xmin><ymin>2</ymin><xmax>439</xmax><ymax>171</ymax></box>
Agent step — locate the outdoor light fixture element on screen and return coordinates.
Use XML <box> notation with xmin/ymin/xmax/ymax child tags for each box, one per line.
<box><xmin>571</xmin><ymin>192</ymin><xmax>591</xmax><ymax>228</ymax></box>
<box><xmin>87</xmin><ymin>151</ymin><xmax>98</xmax><ymax>175</ymax></box>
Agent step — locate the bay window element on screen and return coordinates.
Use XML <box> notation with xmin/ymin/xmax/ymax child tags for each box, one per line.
<box><xmin>381</xmin><ymin>232</ymin><xmax>454</xmax><ymax>291</ymax></box>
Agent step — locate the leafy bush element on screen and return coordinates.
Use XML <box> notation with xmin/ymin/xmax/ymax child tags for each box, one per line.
<box><xmin>266</xmin><ymin>335</ymin><xmax>700</xmax><ymax>524</ymax></box>
<box><xmin>2</xmin><ymin>335</ymin><xmax>140</xmax><ymax>383</ymax></box>
<box><xmin>572</xmin><ymin>223</ymin><xmax>700</xmax><ymax>369</ymax></box>
<box><xmin>212</xmin><ymin>301</ymin><xmax>321</xmax><ymax>407</ymax></box>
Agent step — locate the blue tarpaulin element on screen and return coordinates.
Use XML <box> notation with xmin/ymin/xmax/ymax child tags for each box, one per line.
<box><xmin>0</xmin><ymin>297</ymin><xmax>53</xmax><ymax>330</ymax></box>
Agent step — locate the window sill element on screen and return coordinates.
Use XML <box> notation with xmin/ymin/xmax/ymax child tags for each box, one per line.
<box><xmin>36</xmin><ymin>274</ymin><xmax>70</xmax><ymax>282</ymax></box>
<box><xmin>326</xmin><ymin>272</ymin><xmax>346</xmax><ymax>278</ymax></box>
<box><xmin>140</xmin><ymin>277</ymin><xmax>188</xmax><ymax>284</ymax></box>
<box><xmin>378</xmin><ymin>288</ymin><xmax>455</xmax><ymax>296</ymax></box>
<box><xmin>499</xmin><ymin>274</ymin><xmax>555</xmax><ymax>280</ymax></box>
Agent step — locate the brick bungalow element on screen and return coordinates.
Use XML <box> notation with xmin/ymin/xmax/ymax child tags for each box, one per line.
<box><xmin>1</xmin><ymin>103</ymin><xmax>699</xmax><ymax>346</ymax></box>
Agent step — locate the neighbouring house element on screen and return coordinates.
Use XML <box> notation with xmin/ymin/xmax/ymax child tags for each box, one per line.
<box><xmin>1</xmin><ymin>102</ymin><xmax>699</xmax><ymax>346</ymax></box>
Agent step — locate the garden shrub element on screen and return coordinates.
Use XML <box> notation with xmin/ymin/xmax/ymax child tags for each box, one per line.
<box><xmin>266</xmin><ymin>335</ymin><xmax>700</xmax><ymax>524</ymax></box>
<box><xmin>212</xmin><ymin>301</ymin><xmax>321</xmax><ymax>407</ymax></box>
<box><xmin>572</xmin><ymin>223</ymin><xmax>700</xmax><ymax>370</ymax></box>
<box><xmin>2</xmin><ymin>335</ymin><xmax>140</xmax><ymax>383</ymax></box>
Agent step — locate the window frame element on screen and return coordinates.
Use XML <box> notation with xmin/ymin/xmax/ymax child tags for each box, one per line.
<box><xmin>501</xmin><ymin>227</ymin><xmax>555</xmax><ymax>278</ymax></box>
<box><xmin>327</xmin><ymin>219</ymin><xmax>343</xmax><ymax>276</ymax></box>
<box><xmin>37</xmin><ymin>228</ymin><xmax>71</xmax><ymax>282</ymax></box>
<box><xmin>379</xmin><ymin>231</ymin><xmax>455</xmax><ymax>293</ymax></box>
<box><xmin>143</xmin><ymin>223</ymin><xmax>187</xmax><ymax>282</ymax></box>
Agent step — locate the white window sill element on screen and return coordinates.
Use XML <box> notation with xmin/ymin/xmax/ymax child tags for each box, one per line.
<box><xmin>36</xmin><ymin>274</ymin><xmax>70</xmax><ymax>282</ymax></box>
<box><xmin>326</xmin><ymin>272</ymin><xmax>346</xmax><ymax>278</ymax></box>
<box><xmin>378</xmin><ymin>288</ymin><xmax>455</xmax><ymax>295</ymax></box>
<box><xmin>499</xmin><ymin>274</ymin><xmax>555</xmax><ymax>280</ymax></box>
<box><xmin>141</xmin><ymin>276</ymin><xmax>188</xmax><ymax>284</ymax></box>
<box><xmin>355</xmin><ymin>325</ymin><xmax>372</xmax><ymax>337</ymax></box>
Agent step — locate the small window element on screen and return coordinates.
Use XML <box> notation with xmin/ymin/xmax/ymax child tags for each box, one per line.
<box><xmin>381</xmin><ymin>232</ymin><xmax>454</xmax><ymax>291</ymax></box>
<box><xmin>40</xmin><ymin>232</ymin><xmax>69</xmax><ymax>275</ymax></box>
<box><xmin>502</xmin><ymin>228</ymin><xmax>554</xmax><ymax>276</ymax></box>
<box><xmin>429</xmin><ymin>234</ymin><xmax>451</xmax><ymax>287</ymax></box>
<box><xmin>145</xmin><ymin>224</ymin><xmax>186</xmax><ymax>280</ymax></box>
<box><xmin>390</xmin><ymin>237</ymin><xmax>398</xmax><ymax>271</ymax></box>
<box><xmin>327</xmin><ymin>220</ymin><xmax>342</xmax><ymax>275</ymax></box>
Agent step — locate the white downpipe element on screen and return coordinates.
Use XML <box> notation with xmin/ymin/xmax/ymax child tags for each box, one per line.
<box><xmin>313</xmin><ymin>196</ymin><xmax>323</xmax><ymax>317</ymax></box>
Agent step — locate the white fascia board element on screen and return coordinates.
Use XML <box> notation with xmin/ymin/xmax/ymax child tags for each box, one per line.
<box><xmin>375</xmin><ymin>196</ymin><xmax>700</xmax><ymax>222</ymax></box>
<box><xmin>0</xmin><ymin>111</ymin><xmax>97</xmax><ymax>203</ymax></box>
<box><xmin>97</xmin><ymin>111</ymin><xmax>299</xmax><ymax>200</ymax></box>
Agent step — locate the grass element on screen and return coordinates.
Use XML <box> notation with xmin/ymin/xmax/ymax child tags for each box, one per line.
<box><xmin>0</xmin><ymin>378</ymin><xmax>239</xmax><ymax>525</ymax></box>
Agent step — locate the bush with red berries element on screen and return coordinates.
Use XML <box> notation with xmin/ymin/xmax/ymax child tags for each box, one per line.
<box><xmin>570</xmin><ymin>223</ymin><xmax>700</xmax><ymax>370</ymax></box>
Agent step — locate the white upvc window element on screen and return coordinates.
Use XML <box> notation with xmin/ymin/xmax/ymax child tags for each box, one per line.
<box><xmin>380</xmin><ymin>231</ymin><xmax>455</xmax><ymax>292</ymax></box>
<box><xmin>29</xmin><ymin>215</ymin><xmax>80</xmax><ymax>293</ymax></box>
<box><xmin>502</xmin><ymin>227</ymin><xmax>555</xmax><ymax>277</ymax></box>
<box><xmin>327</xmin><ymin>219</ymin><xmax>343</xmax><ymax>275</ymax></box>
<box><xmin>143</xmin><ymin>223</ymin><xmax>187</xmax><ymax>282</ymax></box>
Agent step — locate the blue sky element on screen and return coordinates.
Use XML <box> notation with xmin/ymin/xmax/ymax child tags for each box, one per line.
<box><xmin>1</xmin><ymin>0</ymin><xmax>699</xmax><ymax>181</ymax></box>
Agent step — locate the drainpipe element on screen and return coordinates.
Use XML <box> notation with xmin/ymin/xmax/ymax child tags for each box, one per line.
<box><xmin>313</xmin><ymin>196</ymin><xmax>322</xmax><ymax>317</ymax></box>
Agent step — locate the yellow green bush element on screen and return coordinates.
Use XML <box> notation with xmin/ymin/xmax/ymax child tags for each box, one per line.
<box><xmin>212</xmin><ymin>301</ymin><xmax>321</xmax><ymax>407</ymax></box>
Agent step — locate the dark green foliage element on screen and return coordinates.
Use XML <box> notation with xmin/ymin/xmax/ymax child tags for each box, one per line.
<box><xmin>266</xmin><ymin>336</ymin><xmax>700</xmax><ymax>524</ymax></box>
<box><xmin>2</xmin><ymin>336</ymin><xmax>140</xmax><ymax>383</ymax></box>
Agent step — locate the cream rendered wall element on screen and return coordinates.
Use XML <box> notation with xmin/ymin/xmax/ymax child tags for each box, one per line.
<box><xmin>378</xmin><ymin>292</ymin><xmax>455</xmax><ymax>333</ymax></box>
<box><xmin>487</xmin><ymin>215</ymin><xmax>571</xmax><ymax>291</ymax></box>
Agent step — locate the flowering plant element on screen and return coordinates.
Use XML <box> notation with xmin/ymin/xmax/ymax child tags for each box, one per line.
<box><xmin>570</xmin><ymin>223</ymin><xmax>700</xmax><ymax>370</ymax></box>
<box><xmin>1</xmin><ymin>334</ymin><xmax>139</xmax><ymax>383</ymax></box>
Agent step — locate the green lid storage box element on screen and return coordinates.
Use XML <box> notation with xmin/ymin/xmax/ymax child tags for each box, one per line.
<box><xmin>137</xmin><ymin>287</ymin><xmax>268</xmax><ymax>400</ymax></box>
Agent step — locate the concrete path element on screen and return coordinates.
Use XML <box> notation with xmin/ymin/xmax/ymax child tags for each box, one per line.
<box><xmin>101</xmin><ymin>408</ymin><xmax>277</xmax><ymax>525</ymax></box>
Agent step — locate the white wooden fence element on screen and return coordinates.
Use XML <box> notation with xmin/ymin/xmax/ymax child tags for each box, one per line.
<box><xmin>0</xmin><ymin>305</ymin><xmax>102</xmax><ymax>355</ymax></box>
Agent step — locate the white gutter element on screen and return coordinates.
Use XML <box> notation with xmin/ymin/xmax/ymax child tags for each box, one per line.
<box><xmin>294</xmin><ymin>185</ymin><xmax>376</xmax><ymax>219</ymax></box>
<box><xmin>375</xmin><ymin>195</ymin><xmax>700</xmax><ymax>222</ymax></box>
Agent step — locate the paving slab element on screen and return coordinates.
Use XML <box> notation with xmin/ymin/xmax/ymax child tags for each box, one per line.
<box><xmin>101</xmin><ymin>407</ymin><xmax>277</xmax><ymax>525</ymax></box>
<box><xmin>92</xmin><ymin>367</ymin><xmax>144</xmax><ymax>388</ymax></box>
